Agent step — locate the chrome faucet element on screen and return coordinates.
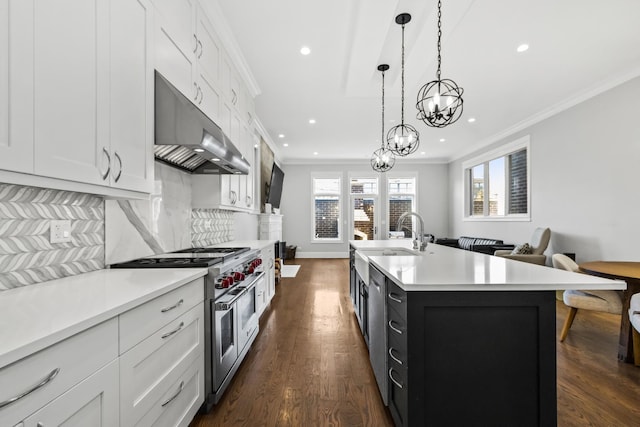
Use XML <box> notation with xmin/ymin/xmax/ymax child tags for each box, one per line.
<box><xmin>396</xmin><ymin>212</ymin><xmax>427</xmax><ymax>251</ymax></box>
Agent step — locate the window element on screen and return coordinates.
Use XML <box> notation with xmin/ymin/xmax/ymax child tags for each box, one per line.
<box><xmin>350</xmin><ymin>177</ymin><xmax>378</xmax><ymax>240</ymax></box>
<box><xmin>463</xmin><ymin>136</ymin><xmax>530</xmax><ymax>220</ymax></box>
<box><xmin>312</xmin><ymin>176</ymin><xmax>342</xmax><ymax>241</ymax></box>
<box><xmin>388</xmin><ymin>176</ymin><xmax>416</xmax><ymax>237</ymax></box>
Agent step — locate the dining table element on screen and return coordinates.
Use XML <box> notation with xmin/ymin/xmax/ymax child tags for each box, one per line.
<box><xmin>579</xmin><ymin>261</ymin><xmax>640</xmax><ymax>363</ymax></box>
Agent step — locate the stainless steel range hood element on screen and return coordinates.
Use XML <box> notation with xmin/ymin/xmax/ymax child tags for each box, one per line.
<box><xmin>154</xmin><ymin>71</ymin><xmax>250</xmax><ymax>175</ymax></box>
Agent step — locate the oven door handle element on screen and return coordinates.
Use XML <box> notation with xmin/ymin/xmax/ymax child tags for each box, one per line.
<box><xmin>215</xmin><ymin>271</ymin><xmax>265</xmax><ymax>311</ymax></box>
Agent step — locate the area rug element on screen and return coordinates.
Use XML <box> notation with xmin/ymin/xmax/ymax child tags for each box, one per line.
<box><xmin>281</xmin><ymin>265</ymin><xmax>301</xmax><ymax>278</ymax></box>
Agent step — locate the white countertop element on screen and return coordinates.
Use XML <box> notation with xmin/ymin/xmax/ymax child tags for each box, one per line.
<box><xmin>0</xmin><ymin>268</ymin><xmax>207</xmax><ymax>369</ymax></box>
<box><xmin>349</xmin><ymin>240</ymin><xmax>626</xmax><ymax>292</ymax></box>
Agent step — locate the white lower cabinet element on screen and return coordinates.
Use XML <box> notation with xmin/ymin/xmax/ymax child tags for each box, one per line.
<box><xmin>260</xmin><ymin>244</ymin><xmax>276</xmax><ymax>305</ymax></box>
<box><xmin>119</xmin><ymin>303</ymin><xmax>204</xmax><ymax>426</ymax></box>
<box><xmin>0</xmin><ymin>319</ymin><xmax>118</xmax><ymax>426</ymax></box>
<box><xmin>0</xmin><ymin>277</ymin><xmax>206</xmax><ymax>427</ymax></box>
<box><xmin>22</xmin><ymin>359</ymin><xmax>119</xmax><ymax>427</ymax></box>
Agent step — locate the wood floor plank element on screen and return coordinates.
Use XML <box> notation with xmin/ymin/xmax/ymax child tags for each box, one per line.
<box><xmin>191</xmin><ymin>258</ymin><xmax>640</xmax><ymax>427</ymax></box>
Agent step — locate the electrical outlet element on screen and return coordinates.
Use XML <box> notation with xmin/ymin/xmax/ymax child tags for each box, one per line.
<box><xmin>50</xmin><ymin>220</ymin><xmax>72</xmax><ymax>243</ymax></box>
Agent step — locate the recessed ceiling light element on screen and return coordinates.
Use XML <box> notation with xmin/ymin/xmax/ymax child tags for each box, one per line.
<box><xmin>468</xmin><ymin>117</ymin><xmax>476</xmax><ymax>123</ymax></box>
<box><xmin>309</xmin><ymin>119</ymin><xmax>316</xmax><ymax>124</ymax></box>
<box><xmin>516</xmin><ymin>43</ymin><xmax>529</xmax><ymax>53</ymax></box>
<box><xmin>193</xmin><ymin>148</ymin><xmax>204</xmax><ymax>153</ymax></box>
<box><xmin>253</xmin><ymin>144</ymin><xmax>258</xmax><ymax>148</ymax></box>
<box><xmin>439</xmin><ymin>138</ymin><xmax>446</xmax><ymax>142</ymax></box>
<box><xmin>283</xmin><ymin>143</ymin><xmax>289</xmax><ymax>147</ymax></box>
<box><xmin>420</xmin><ymin>151</ymin><xmax>426</xmax><ymax>155</ymax></box>
<box><xmin>212</xmin><ymin>158</ymin><xmax>220</xmax><ymax>162</ymax></box>
<box><xmin>278</xmin><ymin>134</ymin><xmax>285</xmax><ymax>138</ymax></box>
<box><xmin>300</xmin><ymin>46</ymin><xmax>311</xmax><ymax>55</ymax></box>
<box><xmin>313</xmin><ymin>151</ymin><xmax>318</xmax><ymax>155</ymax></box>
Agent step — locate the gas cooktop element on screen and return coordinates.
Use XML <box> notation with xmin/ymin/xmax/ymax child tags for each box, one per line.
<box><xmin>110</xmin><ymin>257</ymin><xmax>222</xmax><ymax>268</ymax></box>
<box><xmin>110</xmin><ymin>247</ymin><xmax>251</xmax><ymax>269</ymax></box>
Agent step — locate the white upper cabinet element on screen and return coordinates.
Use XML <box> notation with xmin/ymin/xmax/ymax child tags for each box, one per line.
<box><xmin>152</xmin><ymin>0</ymin><xmax>196</xmax><ymax>99</ymax></box>
<box><xmin>0</xmin><ymin>0</ymin><xmax>33</xmax><ymax>174</ymax></box>
<box><xmin>108</xmin><ymin>0</ymin><xmax>154</xmax><ymax>193</ymax></box>
<box><xmin>32</xmin><ymin>0</ymin><xmax>109</xmax><ymax>186</ymax></box>
<box><xmin>0</xmin><ymin>0</ymin><xmax>153</xmax><ymax>196</ymax></box>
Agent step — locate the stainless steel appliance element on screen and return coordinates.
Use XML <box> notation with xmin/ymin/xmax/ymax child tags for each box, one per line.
<box><xmin>154</xmin><ymin>71</ymin><xmax>250</xmax><ymax>175</ymax></box>
<box><xmin>110</xmin><ymin>246</ymin><xmax>263</xmax><ymax>411</ymax></box>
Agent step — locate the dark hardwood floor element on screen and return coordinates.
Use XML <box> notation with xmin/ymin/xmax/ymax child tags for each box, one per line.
<box><xmin>191</xmin><ymin>258</ymin><xmax>640</xmax><ymax>427</ymax></box>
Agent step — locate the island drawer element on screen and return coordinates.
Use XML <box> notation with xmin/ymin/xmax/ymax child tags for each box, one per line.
<box><xmin>387</xmin><ymin>303</ymin><xmax>407</xmax><ymax>340</ymax></box>
<box><xmin>386</xmin><ymin>281</ymin><xmax>406</xmax><ymax>319</ymax></box>
<box><xmin>387</xmin><ymin>325</ymin><xmax>407</xmax><ymax>367</ymax></box>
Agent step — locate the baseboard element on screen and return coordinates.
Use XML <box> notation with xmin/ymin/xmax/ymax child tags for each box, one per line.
<box><xmin>295</xmin><ymin>251</ymin><xmax>349</xmax><ymax>259</ymax></box>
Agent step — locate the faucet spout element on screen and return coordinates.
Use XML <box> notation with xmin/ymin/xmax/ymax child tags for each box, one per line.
<box><xmin>396</xmin><ymin>211</ymin><xmax>427</xmax><ymax>251</ymax></box>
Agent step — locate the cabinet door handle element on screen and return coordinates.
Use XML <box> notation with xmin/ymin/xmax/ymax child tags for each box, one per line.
<box><xmin>161</xmin><ymin>380</ymin><xmax>184</xmax><ymax>407</ymax></box>
<box><xmin>388</xmin><ymin>319</ymin><xmax>403</xmax><ymax>335</ymax></box>
<box><xmin>161</xmin><ymin>298</ymin><xmax>184</xmax><ymax>313</ymax></box>
<box><xmin>194</xmin><ymin>82</ymin><xmax>199</xmax><ymax>100</ymax></box>
<box><xmin>0</xmin><ymin>368</ymin><xmax>60</xmax><ymax>409</ymax></box>
<box><xmin>101</xmin><ymin>148</ymin><xmax>111</xmax><ymax>180</ymax></box>
<box><xmin>114</xmin><ymin>152</ymin><xmax>122</xmax><ymax>182</ymax></box>
<box><xmin>161</xmin><ymin>321</ymin><xmax>184</xmax><ymax>339</ymax></box>
<box><xmin>389</xmin><ymin>347</ymin><xmax>403</xmax><ymax>365</ymax></box>
<box><xmin>388</xmin><ymin>293</ymin><xmax>403</xmax><ymax>304</ymax></box>
<box><xmin>231</xmin><ymin>89</ymin><xmax>237</xmax><ymax>105</ymax></box>
<box><xmin>388</xmin><ymin>368</ymin><xmax>404</xmax><ymax>389</ymax></box>
<box><xmin>197</xmin><ymin>39</ymin><xmax>203</xmax><ymax>58</ymax></box>
<box><xmin>197</xmin><ymin>85</ymin><xmax>203</xmax><ymax>104</ymax></box>
<box><xmin>193</xmin><ymin>34</ymin><xmax>198</xmax><ymax>53</ymax></box>
<box><xmin>246</xmin><ymin>195</ymin><xmax>252</xmax><ymax>206</ymax></box>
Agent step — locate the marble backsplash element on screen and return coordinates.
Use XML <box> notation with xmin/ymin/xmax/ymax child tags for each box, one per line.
<box><xmin>105</xmin><ymin>162</ymin><xmax>235</xmax><ymax>265</ymax></box>
<box><xmin>0</xmin><ymin>184</ymin><xmax>104</xmax><ymax>290</ymax></box>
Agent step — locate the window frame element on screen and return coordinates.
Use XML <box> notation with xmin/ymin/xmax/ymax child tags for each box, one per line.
<box><xmin>348</xmin><ymin>174</ymin><xmax>380</xmax><ymax>241</ymax></box>
<box><xmin>386</xmin><ymin>172</ymin><xmax>418</xmax><ymax>237</ymax></box>
<box><xmin>462</xmin><ymin>135</ymin><xmax>531</xmax><ymax>222</ymax></box>
<box><xmin>311</xmin><ymin>173</ymin><xmax>343</xmax><ymax>243</ymax></box>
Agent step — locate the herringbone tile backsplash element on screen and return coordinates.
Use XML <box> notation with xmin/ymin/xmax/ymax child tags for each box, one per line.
<box><xmin>191</xmin><ymin>209</ymin><xmax>234</xmax><ymax>247</ymax></box>
<box><xmin>0</xmin><ymin>184</ymin><xmax>104</xmax><ymax>290</ymax></box>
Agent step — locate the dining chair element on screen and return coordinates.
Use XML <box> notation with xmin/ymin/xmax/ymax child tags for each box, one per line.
<box><xmin>629</xmin><ymin>293</ymin><xmax>640</xmax><ymax>366</ymax></box>
<box><xmin>494</xmin><ymin>227</ymin><xmax>551</xmax><ymax>265</ymax></box>
<box><xmin>552</xmin><ymin>254</ymin><xmax>623</xmax><ymax>342</ymax></box>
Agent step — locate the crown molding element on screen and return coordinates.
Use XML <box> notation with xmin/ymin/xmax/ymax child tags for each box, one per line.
<box><xmin>282</xmin><ymin>156</ymin><xmax>448</xmax><ymax>166</ymax></box>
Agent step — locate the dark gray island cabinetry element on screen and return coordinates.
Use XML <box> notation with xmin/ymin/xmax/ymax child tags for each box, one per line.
<box><xmin>348</xmin><ymin>240</ymin><xmax>625</xmax><ymax>427</ymax></box>
<box><xmin>384</xmin><ymin>278</ymin><xmax>557</xmax><ymax>426</ymax></box>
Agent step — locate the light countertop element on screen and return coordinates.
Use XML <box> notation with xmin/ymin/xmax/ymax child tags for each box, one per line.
<box><xmin>349</xmin><ymin>240</ymin><xmax>626</xmax><ymax>292</ymax></box>
<box><xmin>0</xmin><ymin>268</ymin><xmax>207</xmax><ymax>369</ymax></box>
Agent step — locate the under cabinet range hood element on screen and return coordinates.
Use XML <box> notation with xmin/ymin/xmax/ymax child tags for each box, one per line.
<box><xmin>154</xmin><ymin>71</ymin><xmax>250</xmax><ymax>175</ymax></box>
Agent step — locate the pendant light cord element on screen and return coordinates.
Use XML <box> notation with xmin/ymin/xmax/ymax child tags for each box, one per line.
<box><xmin>381</xmin><ymin>69</ymin><xmax>385</xmax><ymax>149</ymax></box>
<box><xmin>437</xmin><ymin>0</ymin><xmax>442</xmax><ymax>80</ymax></box>
<box><xmin>401</xmin><ymin>23</ymin><xmax>405</xmax><ymax>124</ymax></box>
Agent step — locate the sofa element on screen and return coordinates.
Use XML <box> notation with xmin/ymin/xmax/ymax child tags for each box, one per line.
<box><xmin>435</xmin><ymin>236</ymin><xmax>514</xmax><ymax>255</ymax></box>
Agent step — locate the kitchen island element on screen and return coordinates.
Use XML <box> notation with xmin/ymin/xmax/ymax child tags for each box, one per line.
<box><xmin>349</xmin><ymin>240</ymin><xmax>626</xmax><ymax>427</ymax></box>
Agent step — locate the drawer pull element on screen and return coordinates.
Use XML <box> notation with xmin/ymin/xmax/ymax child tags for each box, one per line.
<box><xmin>388</xmin><ymin>368</ymin><xmax>404</xmax><ymax>389</ymax></box>
<box><xmin>161</xmin><ymin>322</ymin><xmax>184</xmax><ymax>339</ymax></box>
<box><xmin>389</xmin><ymin>347</ymin><xmax>403</xmax><ymax>365</ymax></box>
<box><xmin>161</xmin><ymin>380</ymin><xmax>184</xmax><ymax>407</ymax></box>
<box><xmin>0</xmin><ymin>368</ymin><xmax>60</xmax><ymax>409</ymax></box>
<box><xmin>388</xmin><ymin>319</ymin><xmax>403</xmax><ymax>335</ymax></box>
<box><xmin>388</xmin><ymin>293</ymin><xmax>403</xmax><ymax>303</ymax></box>
<box><xmin>161</xmin><ymin>299</ymin><xmax>184</xmax><ymax>313</ymax></box>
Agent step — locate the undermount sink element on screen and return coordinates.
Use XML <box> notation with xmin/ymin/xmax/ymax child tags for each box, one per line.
<box><xmin>354</xmin><ymin>247</ymin><xmax>421</xmax><ymax>285</ymax></box>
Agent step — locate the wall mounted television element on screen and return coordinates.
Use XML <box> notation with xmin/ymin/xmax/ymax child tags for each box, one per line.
<box><xmin>266</xmin><ymin>163</ymin><xmax>285</xmax><ymax>209</ymax></box>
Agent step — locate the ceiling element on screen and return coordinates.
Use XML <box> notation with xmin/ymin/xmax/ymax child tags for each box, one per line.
<box><xmin>213</xmin><ymin>0</ymin><xmax>640</xmax><ymax>163</ymax></box>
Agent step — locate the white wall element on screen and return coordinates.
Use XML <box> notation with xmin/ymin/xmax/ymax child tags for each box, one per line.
<box><xmin>280</xmin><ymin>162</ymin><xmax>449</xmax><ymax>257</ymax></box>
<box><xmin>448</xmin><ymin>76</ymin><xmax>640</xmax><ymax>263</ymax></box>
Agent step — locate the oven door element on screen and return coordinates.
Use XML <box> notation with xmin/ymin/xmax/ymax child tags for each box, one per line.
<box><xmin>237</xmin><ymin>273</ymin><xmax>263</xmax><ymax>352</ymax></box>
<box><xmin>213</xmin><ymin>300</ymin><xmax>238</xmax><ymax>391</ymax></box>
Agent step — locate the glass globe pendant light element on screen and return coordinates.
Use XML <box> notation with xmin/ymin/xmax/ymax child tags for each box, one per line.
<box><xmin>371</xmin><ymin>64</ymin><xmax>395</xmax><ymax>172</ymax></box>
<box><xmin>386</xmin><ymin>13</ymin><xmax>419</xmax><ymax>157</ymax></box>
<box><xmin>416</xmin><ymin>0</ymin><xmax>464</xmax><ymax>128</ymax></box>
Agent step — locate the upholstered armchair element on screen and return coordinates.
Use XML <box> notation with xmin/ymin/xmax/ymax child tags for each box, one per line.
<box><xmin>629</xmin><ymin>294</ymin><xmax>640</xmax><ymax>366</ymax></box>
<box><xmin>494</xmin><ymin>227</ymin><xmax>551</xmax><ymax>265</ymax></box>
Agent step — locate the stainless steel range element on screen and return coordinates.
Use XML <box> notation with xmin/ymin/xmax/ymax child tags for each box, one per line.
<box><xmin>111</xmin><ymin>246</ymin><xmax>264</xmax><ymax>411</ymax></box>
